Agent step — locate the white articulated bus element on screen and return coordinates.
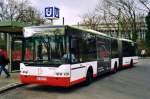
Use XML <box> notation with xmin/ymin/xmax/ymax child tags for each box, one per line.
<box><xmin>20</xmin><ymin>25</ymin><xmax>138</xmax><ymax>87</ymax></box>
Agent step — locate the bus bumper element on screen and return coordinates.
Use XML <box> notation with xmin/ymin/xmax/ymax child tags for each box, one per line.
<box><xmin>20</xmin><ymin>75</ymin><xmax>70</xmax><ymax>87</ymax></box>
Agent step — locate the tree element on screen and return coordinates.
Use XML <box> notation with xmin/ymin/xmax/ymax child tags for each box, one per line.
<box><xmin>99</xmin><ymin>0</ymin><xmax>140</xmax><ymax>41</ymax></box>
<box><xmin>139</xmin><ymin>0</ymin><xmax>150</xmax><ymax>47</ymax></box>
<box><xmin>81</xmin><ymin>0</ymin><xmax>146</xmax><ymax>41</ymax></box>
<box><xmin>139</xmin><ymin>0</ymin><xmax>150</xmax><ymax>12</ymax></box>
<box><xmin>145</xmin><ymin>12</ymin><xmax>150</xmax><ymax>47</ymax></box>
<box><xmin>81</xmin><ymin>11</ymin><xmax>102</xmax><ymax>30</ymax></box>
<box><xmin>0</xmin><ymin>0</ymin><xmax>44</xmax><ymax>25</ymax></box>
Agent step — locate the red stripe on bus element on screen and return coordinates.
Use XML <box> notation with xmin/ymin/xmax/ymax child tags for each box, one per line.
<box><xmin>123</xmin><ymin>64</ymin><xmax>130</xmax><ymax>67</ymax></box>
<box><xmin>20</xmin><ymin>73</ymin><xmax>97</xmax><ymax>87</ymax></box>
<box><xmin>20</xmin><ymin>75</ymin><xmax>70</xmax><ymax>87</ymax></box>
<box><xmin>70</xmin><ymin>77</ymin><xmax>86</xmax><ymax>86</ymax></box>
<box><xmin>93</xmin><ymin>74</ymin><xmax>97</xmax><ymax>78</ymax></box>
<box><xmin>123</xmin><ymin>62</ymin><xmax>138</xmax><ymax>67</ymax></box>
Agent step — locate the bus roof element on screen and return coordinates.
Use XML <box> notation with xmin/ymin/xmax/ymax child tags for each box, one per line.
<box><xmin>23</xmin><ymin>25</ymin><xmax>109</xmax><ymax>38</ymax></box>
<box><xmin>23</xmin><ymin>25</ymin><xmax>134</xmax><ymax>43</ymax></box>
<box><xmin>23</xmin><ymin>25</ymin><xmax>65</xmax><ymax>37</ymax></box>
<box><xmin>25</xmin><ymin>25</ymin><xmax>64</xmax><ymax>28</ymax></box>
<box><xmin>119</xmin><ymin>38</ymin><xmax>135</xmax><ymax>43</ymax></box>
<box><xmin>68</xmin><ymin>25</ymin><xmax>108</xmax><ymax>37</ymax></box>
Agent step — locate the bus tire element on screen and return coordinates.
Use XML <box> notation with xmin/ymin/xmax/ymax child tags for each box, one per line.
<box><xmin>85</xmin><ymin>67</ymin><xmax>93</xmax><ymax>85</ymax></box>
<box><xmin>112</xmin><ymin>62</ymin><xmax>117</xmax><ymax>73</ymax></box>
<box><xmin>130</xmin><ymin>60</ymin><xmax>133</xmax><ymax>67</ymax></box>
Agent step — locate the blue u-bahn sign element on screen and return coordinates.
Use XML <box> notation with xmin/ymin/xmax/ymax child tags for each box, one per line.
<box><xmin>45</xmin><ymin>7</ymin><xmax>60</xmax><ymax>19</ymax></box>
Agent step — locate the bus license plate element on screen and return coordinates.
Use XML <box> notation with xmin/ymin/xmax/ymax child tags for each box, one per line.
<box><xmin>37</xmin><ymin>77</ymin><xmax>47</xmax><ymax>81</ymax></box>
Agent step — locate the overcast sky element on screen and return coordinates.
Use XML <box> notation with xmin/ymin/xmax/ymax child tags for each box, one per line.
<box><xmin>29</xmin><ymin>0</ymin><xmax>98</xmax><ymax>25</ymax></box>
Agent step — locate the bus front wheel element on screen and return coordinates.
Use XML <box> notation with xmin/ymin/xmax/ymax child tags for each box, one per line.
<box><xmin>85</xmin><ymin>68</ymin><xmax>93</xmax><ymax>85</ymax></box>
<box><xmin>130</xmin><ymin>60</ymin><xmax>133</xmax><ymax>67</ymax></box>
<box><xmin>112</xmin><ymin>62</ymin><xmax>117</xmax><ymax>73</ymax></box>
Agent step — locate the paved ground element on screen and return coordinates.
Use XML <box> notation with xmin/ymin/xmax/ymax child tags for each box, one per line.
<box><xmin>0</xmin><ymin>59</ymin><xmax>150</xmax><ymax>99</ymax></box>
<box><xmin>0</xmin><ymin>72</ymin><xmax>21</xmax><ymax>94</ymax></box>
<box><xmin>0</xmin><ymin>73</ymin><xmax>20</xmax><ymax>89</ymax></box>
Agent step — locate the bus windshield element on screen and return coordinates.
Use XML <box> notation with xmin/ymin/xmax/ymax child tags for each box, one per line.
<box><xmin>23</xmin><ymin>35</ymin><xmax>70</xmax><ymax>66</ymax></box>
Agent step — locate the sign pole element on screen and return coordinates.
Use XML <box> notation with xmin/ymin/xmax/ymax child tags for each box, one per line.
<box><xmin>50</xmin><ymin>19</ymin><xmax>53</xmax><ymax>25</ymax></box>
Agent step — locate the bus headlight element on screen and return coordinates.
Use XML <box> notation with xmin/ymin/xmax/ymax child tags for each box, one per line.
<box><xmin>64</xmin><ymin>73</ymin><xmax>69</xmax><ymax>76</ymax></box>
<box><xmin>22</xmin><ymin>70</ymin><xmax>28</xmax><ymax>74</ymax></box>
<box><xmin>55</xmin><ymin>72</ymin><xmax>69</xmax><ymax>76</ymax></box>
<box><xmin>55</xmin><ymin>72</ymin><xmax>62</xmax><ymax>76</ymax></box>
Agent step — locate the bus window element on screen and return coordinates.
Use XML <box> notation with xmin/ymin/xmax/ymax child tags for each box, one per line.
<box><xmin>96</xmin><ymin>36</ymin><xmax>110</xmax><ymax>60</ymax></box>
<box><xmin>78</xmin><ymin>34</ymin><xmax>96</xmax><ymax>62</ymax></box>
<box><xmin>111</xmin><ymin>39</ymin><xmax>119</xmax><ymax>58</ymax></box>
<box><xmin>70</xmin><ymin>38</ymin><xmax>80</xmax><ymax>63</ymax></box>
<box><xmin>71</xmin><ymin>39</ymin><xmax>78</xmax><ymax>49</ymax></box>
<box><xmin>122</xmin><ymin>41</ymin><xmax>137</xmax><ymax>57</ymax></box>
<box><xmin>23</xmin><ymin>36</ymin><xmax>70</xmax><ymax>65</ymax></box>
<box><xmin>25</xmin><ymin>39</ymin><xmax>34</xmax><ymax>61</ymax></box>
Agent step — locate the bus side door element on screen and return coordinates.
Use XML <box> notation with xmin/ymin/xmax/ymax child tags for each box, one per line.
<box><xmin>96</xmin><ymin>37</ymin><xmax>111</xmax><ymax>75</ymax></box>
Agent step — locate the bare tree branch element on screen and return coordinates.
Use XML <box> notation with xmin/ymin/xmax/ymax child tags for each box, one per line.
<box><xmin>0</xmin><ymin>0</ymin><xmax>44</xmax><ymax>25</ymax></box>
<box><xmin>139</xmin><ymin>0</ymin><xmax>150</xmax><ymax>11</ymax></box>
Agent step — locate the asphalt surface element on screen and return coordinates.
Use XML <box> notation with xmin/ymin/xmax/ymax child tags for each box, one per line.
<box><xmin>0</xmin><ymin>59</ymin><xmax>150</xmax><ymax>99</ymax></box>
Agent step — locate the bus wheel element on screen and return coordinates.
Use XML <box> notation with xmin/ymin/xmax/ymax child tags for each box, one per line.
<box><xmin>130</xmin><ymin>60</ymin><xmax>133</xmax><ymax>67</ymax></box>
<box><xmin>112</xmin><ymin>62</ymin><xmax>117</xmax><ymax>73</ymax></box>
<box><xmin>85</xmin><ymin>68</ymin><xmax>93</xmax><ymax>85</ymax></box>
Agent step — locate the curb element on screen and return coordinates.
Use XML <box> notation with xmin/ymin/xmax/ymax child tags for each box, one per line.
<box><xmin>0</xmin><ymin>83</ymin><xmax>26</xmax><ymax>94</ymax></box>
